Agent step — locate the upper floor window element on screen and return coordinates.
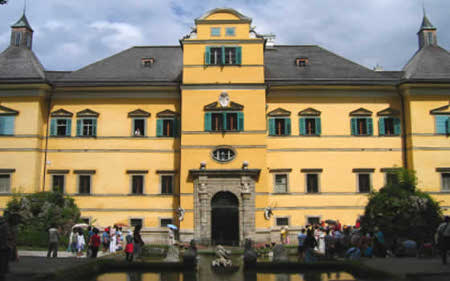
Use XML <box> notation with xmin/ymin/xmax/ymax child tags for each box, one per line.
<box><xmin>0</xmin><ymin>105</ymin><xmax>18</xmax><ymax>136</ymax></box>
<box><xmin>299</xmin><ymin>117</ymin><xmax>321</xmax><ymax>136</ymax></box>
<box><xmin>351</xmin><ymin>118</ymin><xmax>373</xmax><ymax>136</ymax></box>
<box><xmin>141</xmin><ymin>57</ymin><xmax>155</xmax><ymax>67</ymax></box>
<box><xmin>268</xmin><ymin>108</ymin><xmax>291</xmax><ymax>136</ymax></box>
<box><xmin>76</xmin><ymin>109</ymin><xmax>99</xmax><ymax>137</ymax></box>
<box><xmin>50</xmin><ymin>118</ymin><xmax>72</xmax><ymax>137</ymax></box>
<box><xmin>225</xmin><ymin>27</ymin><xmax>236</xmax><ymax>36</ymax></box>
<box><xmin>156</xmin><ymin>110</ymin><xmax>179</xmax><ymax>138</ymax></box>
<box><xmin>14</xmin><ymin>32</ymin><xmax>21</xmax><ymax>46</ymax></box>
<box><xmin>212</xmin><ymin>147</ymin><xmax>236</xmax><ymax>162</ymax></box>
<box><xmin>211</xmin><ymin>27</ymin><xmax>221</xmax><ymax>37</ymax></box>
<box><xmin>205</xmin><ymin>46</ymin><xmax>242</xmax><ymax>65</ymax></box>
<box><xmin>306</xmin><ymin>174</ymin><xmax>319</xmax><ymax>193</ymax></box>
<box><xmin>430</xmin><ymin>105</ymin><xmax>449</xmax><ymax>135</ymax></box>
<box><xmin>131</xmin><ymin>175</ymin><xmax>144</xmax><ymax>195</ymax></box>
<box><xmin>353</xmin><ymin>168</ymin><xmax>374</xmax><ymax>193</ymax></box>
<box><xmin>205</xmin><ymin>112</ymin><xmax>243</xmax><ymax>132</ymax></box>
<box><xmin>52</xmin><ymin>175</ymin><xmax>65</xmax><ymax>193</ymax></box>
<box><xmin>379</xmin><ymin>117</ymin><xmax>400</xmax><ymax>136</ymax></box>
<box><xmin>128</xmin><ymin>109</ymin><xmax>150</xmax><ymax>137</ymax></box>
<box><xmin>442</xmin><ymin>173</ymin><xmax>450</xmax><ymax>191</ymax></box>
<box><xmin>78</xmin><ymin>175</ymin><xmax>91</xmax><ymax>194</ymax></box>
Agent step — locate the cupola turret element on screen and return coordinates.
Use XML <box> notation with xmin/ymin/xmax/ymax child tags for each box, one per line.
<box><xmin>10</xmin><ymin>12</ymin><xmax>34</xmax><ymax>49</ymax></box>
<box><xmin>417</xmin><ymin>12</ymin><xmax>437</xmax><ymax>49</ymax></box>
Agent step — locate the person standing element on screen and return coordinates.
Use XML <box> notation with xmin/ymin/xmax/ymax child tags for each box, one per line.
<box><xmin>437</xmin><ymin>216</ymin><xmax>450</xmax><ymax>264</ymax></box>
<box><xmin>47</xmin><ymin>224</ymin><xmax>59</xmax><ymax>258</ymax></box>
<box><xmin>109</xmin><ymin>226</ymin><xmax>117</xmax><ymax>253</ymax></box>
<box><xmin>133</xmin><ymin>225</ymin><xmax>145</xmax><ymax>259</ymax></box>
<box><xmin>89</xmin><ymin>228</ymin><xmax>101</xmax><ymax>258</ymax></box>
<box><xmin>0</xmin><ymin>217</ymin><xmax>9</xmax><ymax>276</ymax></box>
<box><xmin>125</xmin><ymin>230</ymin><xmax>134</xmax><ymax>262</ymax></box>
<box><xmin>304</xmin><ymin>229</ymin><xmax>318</xmax><ymax>262</ymax></box>
<box><xmin>76</xmin><ymin>229</ymin><xmax>85</xmax><ymax>257</ymax></box>
<box><xmin>297</xmin><ymin>228</ymin><xmax>307</xmax><ymax>260</ymax></box>
<box><xmin>102</xmin><ymin>228</ymin><xmax>110</xmax><ymax>252</ymax></box>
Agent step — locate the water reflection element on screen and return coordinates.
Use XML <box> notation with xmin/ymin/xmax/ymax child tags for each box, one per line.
<box><xmin>95</xmin><ymin>271</ymin><xmax>356</xmax><ymax>281</ymax></box>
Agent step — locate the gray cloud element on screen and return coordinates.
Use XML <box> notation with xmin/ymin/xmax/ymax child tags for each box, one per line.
<box><xmin>0</xmin><ymin>0</ymin><xmax>448</xmax><ymax>71</ymax></box>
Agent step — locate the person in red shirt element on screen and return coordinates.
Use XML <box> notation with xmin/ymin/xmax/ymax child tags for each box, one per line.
<box><xmin>89</xmin><ymin>228</ymin><xmax>101</xmax><ymax>258</ymax></box>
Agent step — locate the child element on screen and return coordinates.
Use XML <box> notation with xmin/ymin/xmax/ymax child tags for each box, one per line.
<box><xmin>125</xmin><ymin>230</ymin><xmax>134</xmax><ymax>262</ymax></box>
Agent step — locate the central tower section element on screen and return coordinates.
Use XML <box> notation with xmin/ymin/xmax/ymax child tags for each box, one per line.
<box><xmin>179</xmin><ymin>8</ymin><xmax>268</xmax><ymax>244</ymax></box>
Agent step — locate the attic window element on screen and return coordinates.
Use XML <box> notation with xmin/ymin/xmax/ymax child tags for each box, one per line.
<box><xmin>142</xmin><ymin>58</ymin><xmax>155</xmax><ymax>67</ymax></box>
<box><xmin>295</xmin><ymin>58</ymin><xmax>308</xmax><ymax>67</ymax></box>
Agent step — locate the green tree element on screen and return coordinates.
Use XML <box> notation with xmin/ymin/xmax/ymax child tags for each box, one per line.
<box><xmin>361</xmin><ymin>169</ymin><xmax>442</xmax><ymax>244</ymax></box>
<box><xmin>4</xmin><ymin>191</ymin><xmax>81</xmax><ymax>247</ymax></box>
<box><xmin>0</xmin><ymin>1</ymin><xmax>8</xmax><ymax>5</ymax></box>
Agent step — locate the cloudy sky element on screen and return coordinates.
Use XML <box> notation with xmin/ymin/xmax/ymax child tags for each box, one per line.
<box><xmin>0</xmin><ymin>0</ymin><xmax>449</xmax><ymax>72</ymax></box>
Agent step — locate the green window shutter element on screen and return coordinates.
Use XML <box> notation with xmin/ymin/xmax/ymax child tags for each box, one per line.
<box><xmin>92</xmin><ymin>119</ymin><xmax>97</xmax><ymax>136</ymax></box>
<box><xmin>378</xmin><ymin>117</ymin><xmax>385</xmax><ymax>136</ymax></box>
<box><xmin>393</xmin><ymin>117</ymin><xmax>401</xmax><ymax>135</ymax></box>
<box><xmin>236</xmin><ymin>47</ymin><xmax>242</xmax><ymax>64</ymax></box>
<box><xmin>237</xmin><ymin>112</ymin><xmax>244</xmax><ymax>131</ymax></box>
<box><xmin>436</xmin><ymin>116</ymin><xmax>448</xmax><ymax>134</ymax></box>
<box><xmin>176</xmin><ymin>118</ymin><xmax>181</xmax><ymax>137</ymax></box>
<box><xmin>299</xmin><ymin>118</ymin><xmax>305</xmax><ymax>135</ymax></box>
<box><xmin>269</xmin><ymin>118</ymin><xmax>275</xmax><ymax>136</ymax></box>
<box><xmin>367</xmin><ymin>118</ymin><xmax>373</xmax><ymax>135</ymax></box>
<box><xmin>205</xmin><ymin>47</ymin><xmax>211</xmax><ymax>65</ymax></box>
<box><xmin>0</xmin><ymin>117</ymin><xmax>4</xmax><ymax>134</ymax></box>
<box><xmin>447</xmin><ymin>117</ymin><xmax>450</xmax><ymax>134</ymax></box>
<box><xmin>76</xmin><ymin>119</ymin><xmax>82</xmax><ymax>136</ymax></box>
<box><xmin>315</xmin><ymin>117</ymin><xmax>321</xmax><ymax>135</ymax></box>
<box><xmin>66</xmin><ymin>119</ymin><xmax>72</xmax><ymax>136</ymax></box>
<box><xmin>0</xmin><ymin>116</ymin><xmax>14</xmax><ymax>135</ymax></box>
<box><xmin>351</xmin><ymin>118</ymin><xmax>357</xmax><ymax>135</ymax></box>
<box><xmin>285</xmin><ymin>118</ymin><xmax>291</xmax><ymax>136</ymax></box>
<box><xmin>204</xmin><ymin>113</ymin><xmax>212</xmax><ymax>132</ymax></box>
<box><xmin>156</xmin><ymin>119</ymin><xmax>163</xmax><ymax>136</ymax></box>
<box><xmin>221</xmin><ymin>46</ymin><xmax>225</xmax><ymax>65</ymax></box>
<box><xmin>222</xmin><ymin>112</ymin><xmax>227</xmax><ymax>130</ymax></box>
<box><xmin>50</xmin><ymin>119</ymin><xmax>57</xmax><ymax>136</ymax></box>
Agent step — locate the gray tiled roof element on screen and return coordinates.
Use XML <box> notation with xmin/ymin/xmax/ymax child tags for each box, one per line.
<box><xmin>0</xmin><ymin>46</ymin><xmax>45</xmax><ymax>82</ymax></box>
<box><xmin>264</xmin><ymin>46</ymin><xmax>395</xmax><ymax>85</ymax></box>
<box><xmin>57</xmin><ymin>46</ymin><xmax>182</xmax><ymax>86</ymax></box>
<box><xmin>402</xmin><ymin>45</ymin><xmax>450</xmax><ymax>80</ymax></box>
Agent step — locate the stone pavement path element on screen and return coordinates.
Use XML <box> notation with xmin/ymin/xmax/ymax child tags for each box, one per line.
<box><xmin>361</xmin><ymin>257</ymin><xmax>450</xmax><ymax>280</ymax></box>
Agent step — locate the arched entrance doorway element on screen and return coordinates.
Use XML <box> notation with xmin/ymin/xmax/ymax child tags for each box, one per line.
<box><xmin>211</xmin><ymin>191</ymin><xmax>239</xmax><ymax>246</ymax></box>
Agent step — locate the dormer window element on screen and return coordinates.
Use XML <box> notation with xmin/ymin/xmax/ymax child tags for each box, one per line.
<box><xmin>295</xmin><ymin>57</ymin><xmax>308</xmax><ymax>67</ymax></box>
<box><xmin>142</xmin><ymin>58</ymin><xmax>155</xmax><ymax>67</ymax></box>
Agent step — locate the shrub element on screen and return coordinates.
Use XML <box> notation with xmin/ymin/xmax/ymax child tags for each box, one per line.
<box><xmin>4</xmin><ymin>191</ymin><xmax>81</xmax><ymax>247</ymax></box>
<box><xmin>361</xmin><ymin>169</ymin><xmax>442</xmax><ymax>243</ymax></box>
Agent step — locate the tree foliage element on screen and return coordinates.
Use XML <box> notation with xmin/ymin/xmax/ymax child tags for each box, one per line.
<box><xmin>4</xmin><ymin>191</ymin><xmax>81</xmax><ymax>247</ymax></box>
<box><xmin>361</xmin><ymin>169</ymin><xmax>442</xmax><ymax>243</ymax></box>
<box><xmin>0</xmin><ymin>1</ymin><xmax>8</xmax><ymax>5</ymax></box>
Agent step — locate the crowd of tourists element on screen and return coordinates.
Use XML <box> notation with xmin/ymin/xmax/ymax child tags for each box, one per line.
<box><xmin>278</xmin><ymin>217</ymin><xmax>450</xmax><ymax>264</ymax></box>
<box><xmin>47</xmin><ymin>223</ymin><xmax>145</xmax><ymax>261</ymax></box>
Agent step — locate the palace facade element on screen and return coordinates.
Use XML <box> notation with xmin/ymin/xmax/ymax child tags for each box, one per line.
<box><xmin>0</xmin><ymin>8</ymin><xmax>449</xmax><ymax>245</ymax></box>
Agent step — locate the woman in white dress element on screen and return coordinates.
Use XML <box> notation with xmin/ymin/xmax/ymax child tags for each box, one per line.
<box><xmin>318</xmin><ymin>229</ymin><xmax>326</xmax><ymax>254</ymax></box>
<box><xmin>109</xmin><ymin>226</ymin><xmax>117</xmax><ymax>253</ymax></box>
<box><xmin>76</xmin><ymin>230</ymin><xmax>85</xmax><ymax>257</ymax></box>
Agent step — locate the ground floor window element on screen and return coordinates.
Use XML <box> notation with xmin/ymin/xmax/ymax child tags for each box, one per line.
<box><xmin>160</xmin><ymin>218</ymin><xmax>173</xmax><ymax>227</ymax></box>
<box><xmin>386</xmin><ymin>172</ymin><xmax>399</xmax><ymax>186</ymax></box>
<box><xmin>358</xmin><ymin>173</ymin><xmax>371</xmax><ymax>193</ymax></box>
<box><xmin>80</xmin><ymin>217</ymin><xmax>91</xmax><ymax>225</ymax></box>
<box><xmin>307</xmin><ymin>216</ymin><xmax>320</xmax><ymax>225</ymax></box>
<box><xmin>52</xmin><ymin>175</ymin><xmax>65</xmax><ymax>193</ymax></box>
<box><xmin>442</xmin><ymin>173</ymin><xmax>450</xmax><ymax>191</ymax></box>
<box><xmin>276</xmin><ymin>217</ymin><xmax>289</xmax><ymax>226</ymax></box>
<box><xmin>78</xmin><ymin>175</ymin><xmax>91</xmax><ymax>194</ymax></box>
<box><xmin>0</xmin><ymin>174</ymin><xmax>10</xmax><ymax>193</ymax></box>
<box><xmin>130</xmin><ymin>218</ymin><xmax>143</xmax><ymax>227</ymax></box>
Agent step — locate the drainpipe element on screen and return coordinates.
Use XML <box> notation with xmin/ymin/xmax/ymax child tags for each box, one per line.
<box><xmin>42</xmin><ymin>84</ymin><xmax>53</xmax><ymax>191</ymax></box>
<box><xmin>397</xmin><ymin>85</ymin><xmax>408</xmax><ymax>169</ymax></box>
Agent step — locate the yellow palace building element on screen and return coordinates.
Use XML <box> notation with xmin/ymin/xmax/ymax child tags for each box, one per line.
<box><xmin>0</xmin><ymin>8</ymin><xmax>449</xmax><ymax>245</ymax></box>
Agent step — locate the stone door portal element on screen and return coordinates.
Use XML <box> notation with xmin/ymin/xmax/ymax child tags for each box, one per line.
<box><xmin>211</xmin><ymin>191</ymin><xmax>239</xmax><ymax>246</ymax></box>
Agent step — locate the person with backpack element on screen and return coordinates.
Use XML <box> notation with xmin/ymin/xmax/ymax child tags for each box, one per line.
<box><xmin>436</xmin><ymin>216</ymin><xmax>450</xmax><ymax>264</ymax></box>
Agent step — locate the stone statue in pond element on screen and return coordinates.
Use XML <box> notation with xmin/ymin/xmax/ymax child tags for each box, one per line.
<box><xmin>243</xmin><ymin>239</ymin><xmax>257</xmax><ymax>268</ymax></box>
<box><xmin>211</xmin><ymin>245</ymin><xmax>232</xmax><ymax>267</ymax></box>
<box><xmin>183</xmin><ymin>239</ymin><xmax>198</xmax><ymax>266</ymax></box>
